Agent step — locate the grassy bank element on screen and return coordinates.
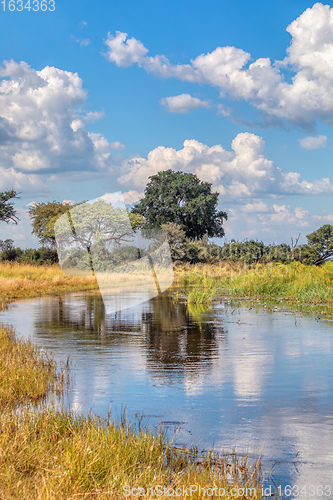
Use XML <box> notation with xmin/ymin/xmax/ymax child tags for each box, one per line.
<box><xmin>0</xmin><ymin>262</ymin><xmax>98</xmax><ymax>300</ymax></box>
<box><xmin>0</xmin><ymin>323</ymin><xmax>264</xmax><ymax>499</ymax></box>
<box><xmin>177</xmin><ymin>261</ymin><xmax>333</xmax><ymax>307</ymax></box>
<box><xmin>0</xmin><ymin>325</ymin><xmax>65</xmax><ymax>406</ymax></box>
<box><xmin>2</xmin><ymin>260</ymin><xmax>333</xmax><ymax>307</ymax></box>
<box><xmin>0</xmin><ymin>409</ymin><xmax>263</xmax><ymax>499</ymax></box>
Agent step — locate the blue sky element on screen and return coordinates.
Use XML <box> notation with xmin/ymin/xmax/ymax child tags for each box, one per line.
<box><xmin>0</xmin><ymin>0</ymin><xmax>333</xmax><ymax>246</ymax></box>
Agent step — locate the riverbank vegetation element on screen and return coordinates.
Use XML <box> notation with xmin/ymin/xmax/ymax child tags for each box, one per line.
<box><xmin>1</xmin><ymin>258</ymin><xmax>333</xmax><ymax>310</ymax></box>
<box><xmin>177</xmin><ymin>261</ymin><xmax>333</xmax><ymax>308</ymax></box>
<box><xmin>0</xmin><ymin>325</ymin><xmax>65</xmax><ymax>406</ymax></box>
<box><xmin>0</xmin><ymin>409</ymin><xmax>263</xmax><ymax>499</ymax></box>
<box><xmin>0</xmin><ymin>262</ymin><xmax>98</xmax><ymax>300</ymax></box>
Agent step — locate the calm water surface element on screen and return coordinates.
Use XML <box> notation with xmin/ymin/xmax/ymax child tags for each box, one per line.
<box><xmin>1</xmin><ymin>291</ymin><xmax>333</xmax><ymax>495</ymax></box>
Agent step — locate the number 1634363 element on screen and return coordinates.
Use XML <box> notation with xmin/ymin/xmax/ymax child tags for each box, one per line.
<box><xmin>1</xmin><ymin>0</ymin><xmax>55</xmax><ymax>11</ymax></box>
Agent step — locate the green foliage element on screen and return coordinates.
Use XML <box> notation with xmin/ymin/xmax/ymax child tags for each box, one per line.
<box><xmin>219</xmin><ymin>240</ymin><xmax>266</xmax><ymax>263</ymax></box>
<box><xmin>0</xmin><ymin>240</ymin><xmax>21</xmax><ymax>261</ymax></box>
<box><xmin>132</xmin><ymin>169</ymin><xmax>228</xmax><ymax>240</ymax></box>
<box><xmin>217</xmin><ymin>240</ymin><xmax>297</xmax><ymax>264</ymax></box>
<box><xmin>305</xmin><ymin>224</ymin><xmax>333</xmax><ymax>265</ymax></box>
<box><xmin>161</xmin><ymin>222</ymin><xmax>188</xmax><ymax>262</ymax></box>
<box><xmin>264</xmin><ymin>243</ymin><xmax>294</xmax><ymax>263</ymax></box>
<box><xmin>0</xmin><ymin>190</ymin><xmax>19</xmax><ymax>224</ymax></box>
<box><xmin>55</xmin><ymin>200</ymin><xmax>143</xmax><ymax>275</ymax></box>
<box><xmin>128</xmin><ymin>212</ymin><xmax>146</xmax><ymax>230</ymax></box>
<box><xmin>63</xmin><ymin>244</ymin><xmax>141</xmax><ymax>273</ymax></box>
<box><xmin>161</xmin><ymin>223</ymin><xmax>220</xmax><ymax>263</ymax></box>
<box><xmin>183</xmin><ymin>261</ymin><xmax>333</xmax><ymax>307</ymax></box>
<box><xmin>0</xmin><ymin>240</ymin><xmax>58</xmax><ymax>265</ymax></box>
<box><xmin>161</xmin><ymin>226</ymin><xmax>300</xmax><ymax>265</ymax></box>
<box><xmin>28</xmin><ymin>201</ymin><xmax>76</xmax><ymax>248</ymax></box>
<box><xmin>19</xmin><ymin>247</ymin><xmax>58</xmax><ymax>265</ymax></box>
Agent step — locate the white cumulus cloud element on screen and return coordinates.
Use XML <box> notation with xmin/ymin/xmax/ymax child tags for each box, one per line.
<box><xmin>299</xmin><ymin>135</ymin><xmax>327</xmax><ymax>149</ymax></box>
<box><xmin>160</xmin><ymin>94</ymin><xmax>210</xmax><ymax>113</ymax></box>
<box><xmin>110</xmin><ymin>141</ymin><xmax>125</xmax><ymax>150</ymax></box>
<box><xmin>105</xmin><ymin>4</ymin><xmax>333</xmax><ymax>128</ymax></box>
<box><xmin>0</xmin><ymin>60</ymin><xmax>122</xmax><ymax>193</ymax></box>
<box><xmin>224</xmin><ymin>203</ymin><xmax>313</xmax><ymax>242</ymax></box>
<box><xmin>104</xmin><ymin>31</ymin><xmax>148</xmax><ymax>67</ymax></box>
<box><xmin>118</xmin><ymin>132</ymin><xmax>333</xmax><ymax>199</ymax></box>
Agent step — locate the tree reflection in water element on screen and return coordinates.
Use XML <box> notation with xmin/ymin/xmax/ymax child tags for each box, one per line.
<box><xmin>142</xmin><ymin>294</ymin><xmax>225</xmax><ymax>373</ymax></box>
<box><xmin>34</xmin><ymin>291</ymin><xmax>227</xmax><ymax>377</ymax></box>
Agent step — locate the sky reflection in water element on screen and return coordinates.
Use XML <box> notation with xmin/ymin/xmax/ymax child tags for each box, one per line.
<box><xmin>1</xmin><ymin>292</ymin><xmax>333</xmax><ymax>491</ymax></box>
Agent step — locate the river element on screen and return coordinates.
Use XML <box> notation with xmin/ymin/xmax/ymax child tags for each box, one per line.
<box><xmin>1</xmin><ymin>291</ymin><xmax>333</xmax><ymax>496</ymax></box>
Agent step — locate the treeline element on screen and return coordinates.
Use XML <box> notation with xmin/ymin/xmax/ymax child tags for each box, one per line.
<box><xmin>1</xmin><ymin>225</ymin><xmax>332</xmax><ymax>267</ymax></box>
<box><xmin>1</xmin><ymin>174</ymin><xmax>332</xmax><ymax>267</ymax></box>
<box><xmin>164</xmin><ymin>224</ymin><xmax>293</xmax><ymax>264</ymax></box>
<box><xmin>0</xmin><ymin>240</ymin><xmax>58</xmax><ymax>265</ymax></box>
<box><xmin>162</xmin><ymin>222</ymin><xmax>332</xmax><ymax>266</ymax></box>
<box><xmin>1</xmin><ymin>226</ymin><xmax>332</xmax><ymax>267</ymax></box>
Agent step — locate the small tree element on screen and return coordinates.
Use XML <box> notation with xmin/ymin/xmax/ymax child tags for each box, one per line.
<box><xmin>305</xmin><ymin>224</ymin><xmax>333</xmax><ymax>265</ymax></box>
<box><xmin>0</xmin><ymin>190</ymin><xmax>19</xmax><ymax>224</ymax></box>
<box><xmin>54</xmin><ymin>200</ymin><xmax>144</xmax><ymax>275</ymax></box>
<box><xmin>28</xmin><ymin>201</ymin><xmax>77</xmax><ymax>248</ymax></box>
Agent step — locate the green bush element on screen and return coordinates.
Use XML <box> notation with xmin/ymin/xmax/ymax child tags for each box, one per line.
<box><xmin>0</xmin><ymin>240</ymin><xmax>58</xmax><ymax>265</ymax></box>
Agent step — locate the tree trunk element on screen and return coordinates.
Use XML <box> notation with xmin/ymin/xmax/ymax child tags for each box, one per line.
<box><xmin>87</xmin><ymin>246</ymin><xmax>95</xmax><ymax>276</ymax></box>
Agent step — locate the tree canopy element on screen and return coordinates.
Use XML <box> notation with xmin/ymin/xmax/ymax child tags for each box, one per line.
<box><xmin>54</xmin><ymin>199</ymin><xmax>146</xmax><ymax>274</ymax></box>
<box><xmin>304</xmin><ymin>224</ymin><xmax>333</xmax><ymax>265</ymax></box>
<box><xmin>28</xmin><ymin>201</ymin><xmax>76</xmax><ymax>248</ymax></box>
<box><xmin>131</xmin><ymin>170</ymin><xmax>228</xmax><ymax>240</ymax></box>
<box><xmin>29</xmin><ymin>200</ymin><xmax>145</xmax><ymax>250</ymax></box>
<box><xmin>55</xmin><ymin>200</ymin><xmax>140</xmax><ymax>251</ymax></box>
<box><xmin>0</xmin><ymin>190</ymin><xmax>19</xmax><ymax>224</ymax></box>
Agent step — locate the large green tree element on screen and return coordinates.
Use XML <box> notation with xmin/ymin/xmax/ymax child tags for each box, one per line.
<box><xmin>0</xmin><ymin>190</ymin><xmax>19</xmax><ymax>224</ymax></box>
<box><xmin>131</xmin><ymin>170</ymin><xmax>228</xmax><ymax>240</ymax></box>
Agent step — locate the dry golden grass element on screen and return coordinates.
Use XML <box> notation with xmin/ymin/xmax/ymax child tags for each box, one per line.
<box><xmin>0</xmin><ymin>262</ymin><xmax>98</xmax><ymax>300</ymax></box>
<box><xmin>0</xmin><ymin>408</ymin><xmax>264</xmax><ymax>499</ymax></box>
<box><xmin>0</xmin><ymin>326</ymin><xmax>66</xmax><ymax>407</ymax></box>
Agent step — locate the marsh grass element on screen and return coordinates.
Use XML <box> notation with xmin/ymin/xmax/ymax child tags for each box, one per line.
<box><xmin>176</xmin><ymin>261</ymin><xmax>333</xmax><ymax>308</ymax></box>
<box><xmin>0</xmin><ymin>262</ymin><xmax>98</xmax><ymax>300</ymax></box>
<box><xmin>0</xmin><ymin>409</ymin><xmax>264</xmax><ymax>499</ymax></box>
<box><xmin>0</xmin><ymin>326</ymin><xmax>67</xmax><ymax>406</ymax></box>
